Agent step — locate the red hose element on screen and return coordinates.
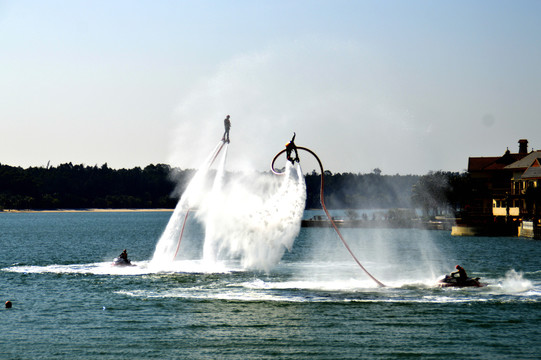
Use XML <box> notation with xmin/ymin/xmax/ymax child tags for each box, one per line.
<box><xmin>172</xmin><ymin>141</ymin><xmax>227</xmax><ymax>261</ymax></box>
<box><xmin>210</xmin><ymin>141</ymin><xmax>226</xmax><ymax>165</ymax></box>
<box><xmin>173</xmin><ymin>209</ymin><xmax>190</xmax><ymax>260</ymax></box>
<box><xmin>271</xmin><ymin>146</ymin><xmax>386</xmax><ymax>287</ymax></box>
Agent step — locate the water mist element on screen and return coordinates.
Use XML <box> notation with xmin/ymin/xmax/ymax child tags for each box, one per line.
<box><xmin>151</xmin><ymin>142</ymin><xmax>306</xmax><ymax>273</ymax></box>
<box><xmin>150</xmin><ymin>142</ymin><xmax>225</xmax><ymax>266</ymax></box>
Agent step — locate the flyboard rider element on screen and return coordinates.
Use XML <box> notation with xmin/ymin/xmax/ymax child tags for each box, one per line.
<box><xmin>222</xmin><ymin>115</ymin><xmax>231</xmax><ymax>143</ymax></box>
<box><xmin>285</xmin><ymin>132</ymin><xmax>299</xmax><ymax>164</ymax></box>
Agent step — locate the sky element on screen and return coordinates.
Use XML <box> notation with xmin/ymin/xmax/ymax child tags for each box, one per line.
<box><xmin>1</xmin><ymin>0</ymin><xmax>540</xmax><ymax>175</ymax></box>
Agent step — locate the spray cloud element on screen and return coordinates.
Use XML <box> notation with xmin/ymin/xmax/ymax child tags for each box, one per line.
<box><xmin>152</xmin><ymin>144</ymin><xmax>306</xmax><ymax>273</ymax></box>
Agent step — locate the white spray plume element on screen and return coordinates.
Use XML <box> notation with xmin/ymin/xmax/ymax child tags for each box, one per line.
<box><xmin>151</xmin><ymin>142</ymin><xmax>224</xmax><ymax>264</ymax></box>
<box><xmin>168</xmin><ymin>37</ymin><xmax>434</xmax><ymax>174</ymax></box>
<box><xmin>152</xmin><ymin>144</ymin><xmax>306</xmax><ymax>273</ymax></box>
<box><xmin>199</xmin><ymin>162</ymin><xmax>306</xmax><ymax>272</ymax></box>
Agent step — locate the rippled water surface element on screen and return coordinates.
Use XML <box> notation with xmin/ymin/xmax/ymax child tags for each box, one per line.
<box><xmin>1</xmin><ymin>211</ymin><xmax>540</xmax><ymax>359</ymax></box>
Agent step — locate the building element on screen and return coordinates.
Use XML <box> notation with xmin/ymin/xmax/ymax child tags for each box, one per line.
<box><xmin>505</xmin><ymin>150</ymin><xmax>541</xmax><ymax>238</ymax></box>
<box><xmin>452</xmin><ymin>139</ymin><xmax>530</xmax><ymax>236</ymax></box>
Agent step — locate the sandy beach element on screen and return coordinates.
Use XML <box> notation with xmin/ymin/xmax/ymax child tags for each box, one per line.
<box><xmin>2</xmin><ymin>208</ymin><xmax>174</xmax><ymax>213</ymax></box>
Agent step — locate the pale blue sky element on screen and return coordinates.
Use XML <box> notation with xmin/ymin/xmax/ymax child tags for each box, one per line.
<box><xmin>1</xmin><ymin>0</ymin><xmax>540</xmax><ymax>174</ymax></box>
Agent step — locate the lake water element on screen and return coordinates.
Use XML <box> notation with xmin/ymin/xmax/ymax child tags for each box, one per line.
<box><xmin>1</xmin><ymin>211</ymin><xmax>540</xmax><ymax>359</ymax></box>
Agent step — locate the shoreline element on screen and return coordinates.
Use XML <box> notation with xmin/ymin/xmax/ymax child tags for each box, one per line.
<box><xmin>1</xmin><ymin>208</ymin><xmax>174</xmax><ymax>213</ymax></box>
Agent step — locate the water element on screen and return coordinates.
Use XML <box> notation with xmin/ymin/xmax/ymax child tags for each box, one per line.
<box><xmin>152</xmin><ymin>142</ymin><xmax>306</xmax><ymax>273</ymax></box>
<box><xmin>1</xmin><ymin>211</ymin><xmax>540</xmax><ymax>359</ymax></box>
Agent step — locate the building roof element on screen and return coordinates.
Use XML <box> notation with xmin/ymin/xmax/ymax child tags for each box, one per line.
<box><xmin>468</xmin><ymin>150</ymin><xmax>526</xmax><ymax>172</ymax></box>
<box><xmin>521</xmin><ymin>166</ymin><xmax>541</xmax><ymax>179</ymax></box>
<box><xmin>505</xmin><ymin>150</ymin><xmax>541</xmax><ymax>170</ymax></box>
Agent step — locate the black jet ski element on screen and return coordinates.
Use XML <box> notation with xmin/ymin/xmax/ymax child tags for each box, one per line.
<box><xmin>111</xmin><ymin>257</ymin><xmax>134</xmax><ymax>267</ymax></box>
<box><xmin>437</xmin><ymin>274</ymin><xmax>485</xmax><ymax>288</ymax></box>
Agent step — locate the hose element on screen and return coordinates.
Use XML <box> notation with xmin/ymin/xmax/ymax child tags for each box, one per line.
<box><xmin>271</xmin><ymin>146</ymin><xmax>386</xmax><ymax>287</ymax></box>
<box><xmin>173</xmin><ymin>209</ymin><xmax>190</xmax><ymax>260</ymax></box>
<box><xmin>172</xmin><ymin>140</ymin><xmax>227</xmax><ymax>261</ymax></box>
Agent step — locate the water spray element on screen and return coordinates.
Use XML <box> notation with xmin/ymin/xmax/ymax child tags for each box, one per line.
<box><xmin>155</xmin><ymin>132</ymin><xmax>305</xmax><ymax>272</ymax></box>
<box><xmin>271</xmin><ymin>145</ymin><xmax>386</xmax><ymax>287</ymax></box>
<box><xmin>171</xmin><ymin>140</ymin><xmax>227</xmax><ymax>261</ymax></box>
<box><xmin>172</xmin><ymin>209</ymin><xmax>190</xmax><ymax>259</ymax></box>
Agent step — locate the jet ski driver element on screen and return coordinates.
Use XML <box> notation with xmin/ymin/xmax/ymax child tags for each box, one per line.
<box><xmin>285</xmin><ymin>132</ymin><xmax>300</xmax><ymax>164</ymax></box>
<box><xmin>119</xmin><ymin>249</ymin><xmax>128</xmax><ymax>261</ymax></box>
<box><xmin>450</xmin><ymin>265</ymin><xmax>468</xmax><ymax>284</ymax></box>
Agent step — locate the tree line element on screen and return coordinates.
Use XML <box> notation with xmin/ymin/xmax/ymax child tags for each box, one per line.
<box><xmin>0</xmin><ymin>163</ymin><xmax>471</xmax><ymax>214</ymax></box>
<box><xmin>0</xmin><ymin>163</ymin><xmax>185</xmax><ymax>210</ymax></box>
<box><xmin>305</xmin><ymin>169</ymin><xmax>471</xmax><ymax>216</ymax></box>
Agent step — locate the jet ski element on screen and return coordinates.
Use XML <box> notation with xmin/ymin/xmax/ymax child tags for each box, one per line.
<box><xmin>111</xmin><ymin>257</ymin><xmax>134</xmax><ymax>267</ymax></box>
<box><xmin>437</xmin><ymin>274</ymin><xmax>485</xmax><ymax>288</ymax></box>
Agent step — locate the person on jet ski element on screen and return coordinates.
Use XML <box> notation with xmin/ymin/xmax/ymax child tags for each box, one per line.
<box><xmin>119</xmin><ymin>249</ymin><xmax>128</xmax><ymax>260</ymax></box>
<box><xmin>285</xmin><ymin>132</ymin><xmax>299</xmax><ymax>164</ymax></box>
<box><xmin>450</xmin><ymin>265</ymin><xmax>468</xmax><ymax>284</ymax></box>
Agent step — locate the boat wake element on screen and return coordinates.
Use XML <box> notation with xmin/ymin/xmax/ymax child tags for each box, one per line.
<box><xmin>2</xmin><ymin>259</ymin><xmax>246</xmax><ymax>276</ymax></box>
<box><xmin>487</xmin><ymin>269</ymin><xmax>535</xmax><ymax>294</ymax></box>
<box><xmin>3</xmin><ymin>262</ymin><xmax>538</xmax><ymax>304</ymax></box>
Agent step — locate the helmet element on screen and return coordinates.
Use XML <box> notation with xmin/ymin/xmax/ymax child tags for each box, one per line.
<box><xmin>455</xmin><ymin>265</ymin><xmax>460</xmax><ymax>269</ymax></box>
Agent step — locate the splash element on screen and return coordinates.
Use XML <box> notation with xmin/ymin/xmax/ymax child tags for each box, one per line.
<box><xmin>150</xmin><ymin>142</ymin><xmax>225</xmax><ymax>265</ymax></box>
<box><xmin>495</xmin><ymin>269</ymin><xmax>534</xmax><ymax>294</ymax></box>
<box><xmin>199</xmin><ymin>162</ymin><xmax>305</xmax><ymax>272</ymax></box>
<box><xmin>151</xmin><ymin>143</ymin><xmax>306</xmax><ymax>273</ymax></box>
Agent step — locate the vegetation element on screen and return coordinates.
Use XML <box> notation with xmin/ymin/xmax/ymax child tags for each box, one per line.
<box><xmin>410</xmin><ymin>171</ymin><xmax>472</xmax><ymax>217</ymax></box>
<box><xmin>304</xmin><ymin>169</ymin><xmax>420</xmax><ymax>209</ymax></box>
<box><xmin>0</xmin><ymin>163</ymin><xmax>185</xmax><ymax>210</ymax></box>
<box><xmin>0</xmin><ymin>163</ymin><xmax>468</xmax><ymax>213</ymax></box>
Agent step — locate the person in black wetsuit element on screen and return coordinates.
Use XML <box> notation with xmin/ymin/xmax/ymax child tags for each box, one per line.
<box><xmin>119</xmin><ymin>249</ymin><xmax>128</xmax><ymax>260</ymax></box>
<box><xmin>450</xmin><ymin>265</ymin><xmax>468</xmax><ymax>284</ymax></box>
<box><xmin>222</xmin><ymin>115</ymin><xmax>231</xmax><ymax>143</ymax></box>
<box><xmin>285</xmin><ymin>132</ymin><xmax>299</xmax><ymax>164</ymax></box>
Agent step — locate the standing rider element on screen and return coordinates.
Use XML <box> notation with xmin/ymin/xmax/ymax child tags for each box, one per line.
<box><xmin>222</xmin><ymin>115</ymin><xmax>231</xmax><ymax>143</ymax></box>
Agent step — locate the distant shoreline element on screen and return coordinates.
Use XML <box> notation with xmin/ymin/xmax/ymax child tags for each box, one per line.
<box><xmin>1</xmin><ymin>208</ymin><xmax>174</xmax><ymax>213</ymax></box>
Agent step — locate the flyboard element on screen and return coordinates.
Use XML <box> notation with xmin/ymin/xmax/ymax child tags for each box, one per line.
<box><xmin>271</xmin><ymin>145</ymin><xmax>386</xmax><ymax>288</ymax></box>
<box><xmin>172</xmin><ymin>140</ymin><xmax>228</xmax><ymax>260</ymax></box>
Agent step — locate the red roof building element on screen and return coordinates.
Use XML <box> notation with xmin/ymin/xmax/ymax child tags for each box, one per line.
<box><xmin>453</xmin><ymin>139</ymin><xmax>530</xmax><ymax>236</ymax></box>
